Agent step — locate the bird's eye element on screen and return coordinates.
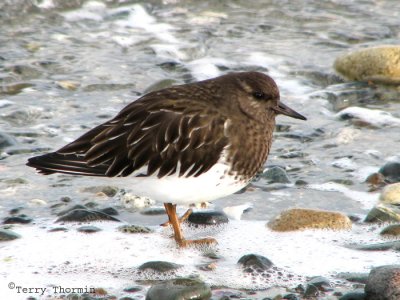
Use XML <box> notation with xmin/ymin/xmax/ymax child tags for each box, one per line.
<box><xmin>253</xmin><ymin>91</ymin><xmax>265</xmax><ymax>99</ymax></box>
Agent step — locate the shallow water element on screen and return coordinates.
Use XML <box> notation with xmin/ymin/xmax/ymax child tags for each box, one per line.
<box><xmin>1</xmin><ymin>0</ymin><xmax>400</xmax><ymax>298</ymax></box>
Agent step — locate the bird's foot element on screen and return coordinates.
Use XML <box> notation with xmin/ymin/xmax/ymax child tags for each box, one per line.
<box><xmin>178</xmin><ymin>237</ymin><xmax>217</xmax><ymax>248</ymax></box>
<box><xmin>161</xmin><ymin>208</ymin><xmax>193</xmax><ymax>227</ymax></box>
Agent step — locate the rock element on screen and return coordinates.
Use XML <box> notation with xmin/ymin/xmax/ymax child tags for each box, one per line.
<box><xmin>268</xmin><ymin>208</ymin><xmax>352</xmax><ymax>231</ymax></box>
<box><xmin>364</xmin><ymin>203</ymin><xmax>400</xmax><ymax>223</ymax></box>
<box><xmin>337</xmin><ymin>272</ymin><xmax>369</xmax><ymax>284</ymax></box>
<box><xmin>339</xmin><ymin>290</ymin><xmax>367</xmax><ymax>300</ymax></box>
<box><xmin>3</xmin><ymin>214</ymin><xmax>32</xmax><ymax>224</ymax></box>
<box><xmin>48</xmin><ymin>227</ymin><xmax>68</xmax><ymax>233</ymax></box>
<box><xmin>57</xmin><ymin>204</ymin><xmax>87</xmax><ymax>216</ymax></box>
<box><xmin>283</xmin><ymin>294</ymin><xmax>300</xmax><ymax>300</ymax></box>
<box><xmin>237</xmin><ymin>254</ymin><xmax>273</xmax><ymax>273</ymax></box>
<box><xmin>77</xmin><ymin>226</ymin><xmax>101</xmax><ymax>233</ymax></box>
<box><xmin>335</xmin><ymin>107</ymin><xmax>400</xmax><ymax>127</ymax></box>
<box><xmin>118</xmin><ymin>225</ymin><xmax>153</xmax><ymax>234</ymax></box>
<box><xmin>100</xmin><ymin>207</ymin><xmax>119</xmax><ymax>216</ymax></box>
<box><xmin>262</xmin><ymin>166</ymin><xmax>290</xmax><ymax>183</ymax></box>
<box><xmin>146</xmin><ymin>278</ymin><xmax>211</xmax><ymax>300</ymax></box>
<box><xmin>379</xmin><ymin>183</ymin><xmax>400</xmax><ymax>204</ymax></box>
<box><xmin>334</xmin><ymin>45</ymin><xmax>400</xmax><ymax>84</ymax></box>
<box><xmin>351</xmin><ymin>240</ymin><xmax>400</xmax><ymax>251</ymax></box>
<box><xmin>188</xmin><ymin>211</ymin><xmax>229</xmax><ymax>226</ymax></box>
<box><xmin>304</xmin><ymin>276</ymin><xmax>332</xmax><ymax>297</ymax></box>
<box><xmin>380</xmin><ymin>224</ymin><xmax>400</xmax><ymax>237</ymax></box>
<box><xmin>138</xmin><ymin>261</ymin><xmax>182</xmax><ymax>273</ymax></box>
<box><xmin>365</xmin><ymin>265</ymin><xmax>400</xmax><ymax>300</ymax></box>
<box><xmin>56</xmin><ymin>80</ymin><xmax>80</xmax><ymax>90</ymax></box>
<box><xmin>0</xmin><ymin>132</ymin><xmax>18</xmax><ymax>149</ymax></box>
<box><xmin>123</xmin><ymin>286</ymin><xmax>142</xmax><ymax>293</ymax></box>
<box><xmin>0</xmin><ymin>228</ymin><xmax>21</xmax><ymax>241</ymax></box>
<box><xmin>378</xmin><ymin>162</ymin><xmax>400</xmax><ymax>183</ymax></box>
<box><xmin>120</xmin><ymin>193</ymin><xmax>155</xmax><ymax>210</ymax></box>
<box><xmin>81</xmin><ymin>185</ymin><xmax>119</xmax><ymax>197</ymax></box>
<box><xmin>140</xmin><ymin>207</ymin><xmax>166</xmax><ymax>216</ymax></box>
<box><xmin>56</xmin><ymin>209</ymin><xmax>120</xmax><ymax>223</ymax></box>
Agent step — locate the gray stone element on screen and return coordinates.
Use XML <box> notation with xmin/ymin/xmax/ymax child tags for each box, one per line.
<box><xmin>380</xmin><ymin>224</ymin><xmax>400</xmax><ymax>237</ymax></box>
<box><xmin>379</xmin><ymin>162</ymin><xmax>400</xmax><ymax>183</ymax></box>
<box><xmin>364</xmin><ymin>204</ymin><xmax>400</xmax><ymax>223</ymax></box>
<box><xmin>56</xmin><ymin>209</ymin><xmax>120</xmax><ymax>223</ymax></box>
<box><xmin>138</xmin><ymin>261</ymin><xmax>182</xmax><ymax>273</ymax></box>
<box><xmin>188</xmin><ymin>211</ymin><xmax>229</xmax><ymax>226</ymax></box>
<box><xmin>237</xmin><ymin>254</ymin><xmax>273</xmax><ymax>273</ymax></box>
<box><xmin>118</xmin><ymin>225</ymin><xmax>153</xmax><ymax>234</ymax></box>
<box><xmin>351</xmin><ymin>241</ymin><xmax>400</xmax><ymax>251</ymax></box>
<box><xmin>3</xmin><ymin>214</ymin><xmax>32</xmax><ymax>224</ymax></box>
<box><xmin>146</xmin><ymin>278</ymin><xmax>211</xmax><ymax>300</ymax></box>
<box><xmin>0</xmin><ymin>229</ymin><xmax>21</xmax><ymax>241</ymax></box>
<box><xmin>365</xmin><ymin>265</ymin><xmax>400</xmax><ymax>300</ymax></box>
<box><xmin>77</xmin><ymin>226</ymin><xmax>101</xmax><ymax>233</ymax></box>
<box><xmin>339</xmin><ymin>290</ymin><xmax>366</xmax><ymax>300</ymax></box>
<box><xmin>262</xmin><ymin>166</ymin><xmax>290</xmax><ymax>183</ymax></box>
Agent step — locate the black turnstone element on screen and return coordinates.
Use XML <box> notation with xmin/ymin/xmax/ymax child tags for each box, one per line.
<box><xmin>27</xmin><ymin>71</ymin><xmax>306</xmax><ymax>247</ymax></box>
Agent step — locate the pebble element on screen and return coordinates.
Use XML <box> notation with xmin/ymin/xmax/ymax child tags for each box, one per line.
<box><xmin>334</xmin><ymin>45</ymin><xmax>400</xmax><ymax>84</ymax></box>
<box><xmin>352</xmin><ymin>240</ymin><xmax>400</xmax><ymax>251</ymax></box>
<box><xmin>267</xmin><ymin>208</ymin><xmax>352</xmax><ymax>231</ymax></box>
<box><xmin>56</xmin><ymin>209</ymin><xmax>120</xmax><ymax>223</ymax></box>
<box><xmin>337</xmin><ymin>272</ymin><xmax>369</xmax><ymax>284</ymax></box>
<box><xmin>3</xmin><ymin>214</ymin><xmax>32</xmax><ymax>224</ymax></box>
<box><xmin>146</xmin><ymin>278</ymin><xmax>211</xmax><ymax>300</ymax></box>
<box><xmin>237</xmin><ymin>254</ymin><xmax>273</xmax><ymax>273</ymax></box>
<box><xmin>138</xmin><ymin>261</ymin><xmax>182</xmax><ymax>273</ymax></box>
<box><xmin>100</xmin><ymin>207</ymin><xmax>119</xmax><ymax>216</ymax></box>
<box><xmin>123</xmin><ymin>286</ymin><xmax>142</xmax><ymax>293</ymax></box>
<box><xmin>380</xmin><ymin>224</ymin><xmax>400</xmax><ymax>237</ymax></box>
<box><xmin>339</xmin><ymin>289</ymin><xmax>366</xmax><ymax>300</ymax></box>
<box><xmin>262</xmin><ymin>166</ymin><xmax>290</xmax><ymax>183</ymax></box>
<box><xmin>118</xmin><ymin>225</ymin><xmax>153</xmax><ymax>234</ymax></box>
<box><xmin>365</xmin><ymin>265</ymin><xmax>400</xmax><ymax>300</ymax></box>
<box><xmin>188</xmin><ymin>211</ymin><xmax>229</xmax><ymax>226</ymax></box>
<box><xmin>379</xmin><ymin>182</ymin><xmax>400</xmax><ymax>204</ymax></box>
<box><xmin>120</xmin><ymin>193</ymin><xmax>155</xmax><ymax>210</ymax></box>
<box><xmin>378</xmin><ymin>161</ymin><xmax>400</xmax><ymax>183</ymax></box>
<box><xmin>0</xmin><ymin>228</ymin><xmax>21</xmax><ymax>241</ymax></box>
<box><xmin>81</xmin><ymin>185</ymin><xmax>119</xmax><ymax>197</ymax></box>
<box><xmin>140</xmin><ymin>207</ymin><xmax>166</xmax><ymax>216</ymax></box>
<box><xmin>335</xmin><ymin>107</ymin><xmax>400</xmax><ymax>127</ymax></box>
<box><xmin>304</xmin><ymin>276</ymin><xmax>332</xmax><ymax>298</ymax></box>
<box><xmin>77</xmin><ymin>225</ymin><xmax>101</xmax><ymax>233</ymax></box>
<box><xmin>364</xmin><ymin>203</ymin><xmax>400</xmax><ymax>223</ymax></box>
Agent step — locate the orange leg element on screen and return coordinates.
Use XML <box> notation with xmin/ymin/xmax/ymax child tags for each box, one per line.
<box><xmin>160</xmin><ymin>208</ymin><xmax>193</xmax><ymax>227</ymax></box>
<box><xmin>163</xmin><ymin>203</ymin><xmax>217</xmax><ymax>247</ymax></box>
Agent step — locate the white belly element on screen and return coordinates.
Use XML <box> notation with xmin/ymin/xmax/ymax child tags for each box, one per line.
<box><xmin>127</xmin><ymin>160</ymin><xmax>248</xmax><ymax>205</ymax></box>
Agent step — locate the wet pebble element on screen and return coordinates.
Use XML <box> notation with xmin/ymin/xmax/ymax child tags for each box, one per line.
<box><xmin>48</xmin><ymin>227</ymin><xmax>68</xmax><ymax>233</ymax></box>
<box><xmin>337</xmin><ymin>272</ymin><xmax>369</xmax><ymax>284</ymax></box>
<box><xmin>3</xmin><ymin>214</ymin><xmax>32</xmax><ymax>224</ymax></box>
<box><xmin>118</xmin><ymin>224</ymin><xmax>153</xmax><ymax>234</ymax></box>
<box><xmin>138</xmin><ymin>261</ymin><xmax>182</xmax><ymax>273</ymax></box>
<box><xmin>351</xmin><ymin>240</ymin><xmax>400</xmax><ymax>251</ymax></box>
<box><xmin>140</xmin><ymin>207</ymin><xmax>166</xmax><ymax>216</ymax></box>
<box><xmin>237</xmin><ymin>254</ymin><xmax>273</xmax><ymax>273</ymax></box>
<box><xmin>188</xmin><ymin>211</ymin><xmax>229</xmax><ymax>226</ymax></box>
<box><xmin>379</xmin><ymin>182</ymin><xmax>400</xmax><ymax>204</ymax></box>
<box><xmin>364</xmin><ymin>203</ymin><xmax>400</xmax><ymax>223</ymax></box>
<box><xmin>365</xmin><ymin>265</ymin><xmax>400</xmax><ymax>300</ymax></box>
<box><xmin>56</xmin><ymin>209</ymin><xmax>120</xmax><ymax>223</ymax></box>
<box><xmin>267</xmin><ymin>208</ymin><xmax>352</xmax><ymax>231</ymax></box>
<box><xmin>77</xmin><ymin>225</ymin><xmax>101</xmax><ymax>233</ymax></box>
<box><xmin>123</xmin><ymin>286</ymin><xmax>142</xmax><ymax>293</ymax></box>
<box><xmin>146</xmin><ymin>278</ymin><xmax>211</xmax><ymax>300</ymax></box>
<box><xmin>380</xmin><ymin>224</ymin><xmax>400</xmax><ymax>237</ymax></box>
<box><xmin>378</xmin><ymin>162</ymin><xmax>400</xmax><ymax>184</ymax></box>
<box><xmin>81</xmin><ymin>185</ymin><xmax>119</xmax><ymax>197</ymax></box>
<box><xmin>304</xmin><ymin>276</ymin><xmax>332</xmax><ymax>298</ymax></box>
<box><xmin>334</xmin><ymin>45</ymin><xmax>400</xmax><ymax>84</ymax></box>
<box><xmin>120</xmin><ymin>193</ymin><xmax>155</xmax><ymax>210</ymax></box>
<box><xmin>100</xmin><ymin>207</ymin><xmax>119</xmax><ymax>216</ymax></box>
<box><xmin>261</xmin><ymin>166</ymin><xmax>290</xmax><ymax>183</ymax></box>
<box><xmin>0</xmin><ymin>228</ymin><xmax>21</xmax><ymax>241</ymax></box>
<box><xmin>339</xmin><ymin>289</ymin><xmax>366</xmax><ymax>300</ymax></box>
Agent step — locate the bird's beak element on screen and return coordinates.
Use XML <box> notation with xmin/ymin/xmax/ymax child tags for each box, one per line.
<box><xmin>273</xmin><ymin>101</ymin><xmax>307</xmax><ymax>120</ymax></box>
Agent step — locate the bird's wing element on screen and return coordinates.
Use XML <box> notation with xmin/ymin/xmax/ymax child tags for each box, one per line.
<box><xmin>27</xmin><ymin>95</ymin><xmax>229</xmax><ymax>178</ymax></box>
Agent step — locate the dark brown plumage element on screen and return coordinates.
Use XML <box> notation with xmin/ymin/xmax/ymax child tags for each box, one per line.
<box><xmin>27</xmin><ymin>71</ymin><xmax>306</xmax><ymax>247</ymax></box>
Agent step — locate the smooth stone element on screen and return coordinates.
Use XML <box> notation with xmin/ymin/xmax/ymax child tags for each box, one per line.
<box><xmin>81</xmin><ymin>185</ymin><xmax>119</xmax><ymax>197</ymax></box>
<box><xmin>57</xmin><ymin>204</ymin><xmax>87</xmax><ymax>216</ymax></box>
<box><xmin>379</xmin><ymin>182</ymin><xmax>400</xmax><ymax>205</ymax></box>
<box><xmin>365</xmin><ymin>265</ymin><xmax>400</xmax><ymax>300</ymax></box>
<box><xmin>123</xmin><ymin>286</ymin><xmax>142</xmax><ymax>293</ymax></box>
<box><xmin>304</xmin><ymin>276</ymin><xmax>332</xmax><ymax>297</ymax></box>
<box><xmin>262</xmin><ymin>166</ymin><xmax>290</xmax><ymax>183</ymax></box>
<box><xmin>337</xmin><ymin>272</ymin><xmax>369</xmax><ymax>284</ymax></box>
<box><xmin>56</xmin><ymin>209</ymin><xmax>120</xmax><ymax>223</ymax></box>
<box><xmin>146</xmin><ymin>278</ymin><xmax>211</xmax><ymax>300</ymax></box>
<box><xmin>3</xmin><ymin>214</ymin><xmax>32</xmax><ymax>224</ymax></box>
<box><xmin>140</xmin><ymin>207</ymin><xmax>166</xmax><ymax>215</ymax></box>
<box><xmin>48</xmin><ymin>227</ymin><xmax>68</xmax><ymax>233</ymax></box>
<box><xmin>364</xmin><ymin>203</ymin><xmax>400</xmax><ymax>223</ymax></box>
<box><xmin>118</xmin><ymin>224</ymin><xmax>153</xmax><ymax>234</ymax></box>
<box><xmin>188</xmin><ymin>211</ymin><xmax>229</xmax><ymax>225</ymax></box>
<box><xmin>339</xmin><ymin>290</ymin><xmax>366</xmax><ymax>300</ymax></box>
<box><xmin>237</xmin><ymin>254</ymin><xmax>273</xmax><ymax>273</ymax></box>
<box><xmin>120</xmin><ymin>193</ymin><xmax>155</xmax><ymax>210</ymax></box>
<box><xmin>334</xmin><ymin>45</ymin><xmax>400</xmax><ymax>84</ymax></box>
<box><xmin>283</xmin><ymin>294</ymin><xmax>301</xmax><ymax>300</ymax></box>
<box><xmin>100</xmin><ymin>207</ymin><xmax>119</xmax><ymax>216</ymax></box>
<box><xmin>351</xmin><ymin>241</ymin><xmax>400</xmax><ymax>251</ymax></box>
<box><xmin>0</xmin><ymin>132</ymin><xmax>18</xmax><ymax>149</ymax></box>
<box><xmin>77</xmin><ymin>226</ymin><xmax>101</xmax><ymax>233</ymax></box>
<box><xmin>0</xmin><ymin>229</ymin><xmax>21</xmax><ymax>241</ymax></box>
<box><xmin>138</xmin><ymin>261</ymin><xmax>182</xmax><ymax>273</ymax></box>
<box><xmin>268</xmin><ymin>208</ymin><xmax>352</xmax><ymax>231</ymax></box>
<box><xmin>380</xmin><ymin>224</ymin><xmax>400</xmax><ymax>237</ymax></box>
<box><xmin>378</xmin><ymin>162</ymin><xmax>400</xmax><ymax>183</ymax></box>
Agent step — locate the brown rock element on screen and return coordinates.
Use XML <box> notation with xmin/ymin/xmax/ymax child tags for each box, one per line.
<box><xmin>380</xmin><ymin>224</ymin><xmax>400</xmax><ymax>237</ymax></box>
<box><xmin>267</xmin><ymin>208</ymin><xmax>352</xmax><ymax>232</ymax></box>
<box><xmin>365</xmin><ymin>265</ymin><xmax>400</xmax><ymax>300</ymax></box>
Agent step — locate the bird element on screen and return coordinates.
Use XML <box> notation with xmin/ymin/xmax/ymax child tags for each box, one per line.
<box><xmin>27</xmin><ymin>71</ymin><xmax>306</xmax><ymax>247</ymax></box>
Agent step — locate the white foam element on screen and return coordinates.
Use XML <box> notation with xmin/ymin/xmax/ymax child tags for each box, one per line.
<box><xmin>2</xmin><ymin>218</ymin><xmax>399</xmax><ymax>298</ymax></box>
<box><xmin>336</xmin><ymin>106</ymin><xmax>400</xmax><ymax>127</ymax></box>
